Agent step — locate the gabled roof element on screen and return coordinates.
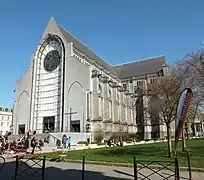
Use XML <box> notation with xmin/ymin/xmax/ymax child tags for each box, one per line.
<box><xmin>58</xmin><ymin>25</ymin><xmax>118</xmax><ymax>77</ymax></box>
<box><xmin>57</xmin><ymin>22</ymin><xmax>165</xmax><ymax>80</ymax></box>
<box><xmin>113</xmin><ymin>56</ymin><xmax>165</xmax><ymax>79</ymax></box>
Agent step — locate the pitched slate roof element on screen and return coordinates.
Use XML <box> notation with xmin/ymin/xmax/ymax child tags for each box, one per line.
<box><xmin>58</xmin><ymin>24</ymin><xmax>165</xmax><ymax>80</ymax></box>
<box><xmin>113</xmin><ymin>56</ymin><xmax>165</xmax><ymax>79</ymax></box>
<box><xmin>58</xmin><ymin>25</ymin><xmax>118</xmax><ymax>77</ymax></box>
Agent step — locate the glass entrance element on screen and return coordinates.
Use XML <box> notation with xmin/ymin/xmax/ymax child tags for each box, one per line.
<box><xmin>43</xmin><ymin>116</ymin><xmax>55</xmax><ymax>133</ymax></box>
<box><xmin>71</xmin><ymin>120</ymin><xmax>80</xmax><ymax>132</ymax></box>
<box><xmin>18</xmin><ymin>124</ymin><xmax>25</xmax><ymax>134</ymax></box>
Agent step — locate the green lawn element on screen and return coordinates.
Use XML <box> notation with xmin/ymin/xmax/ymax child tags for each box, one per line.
<box><xmin>41</xmin><ymin>138</ymin><xmax>204</xmax><ymax>168</ymax></box>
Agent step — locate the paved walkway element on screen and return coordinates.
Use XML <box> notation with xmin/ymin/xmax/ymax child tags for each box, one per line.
<box><xmin>1</xmin><ymin>158</ymin><xmax>204</xmax><ymax>180</ymax></box>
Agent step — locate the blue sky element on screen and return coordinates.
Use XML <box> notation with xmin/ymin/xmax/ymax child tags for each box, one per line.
<box><xmin>1</xmin><ymin>0</ymin><xmax>204</xmax><ymax>108</ymax></box>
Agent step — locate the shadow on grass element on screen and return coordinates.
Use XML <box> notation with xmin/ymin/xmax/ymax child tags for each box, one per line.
<box><xmin>93</xmin><ymin>146</ymin><xmax>169</xmax><ymax>159</ymax></box>
<box><xmin>1</xmin><ymin>158</ymin><xmax>132</xmax><ymax>180</ymax></box>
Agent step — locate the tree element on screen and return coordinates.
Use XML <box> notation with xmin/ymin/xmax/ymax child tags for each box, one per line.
<box><xmin>186</xmin><ymin>95</ymin><xmax>203</xmax><ymax>134</ymax></box>
<box><xmin>182</xmin><ymin>50</ymin><xmax>204</xmax><ymax>97</ymax></box>
<box><xmin>146</xmin><ymin>69</ymin><xmax>188</xmax><ymax>158</ymax></box>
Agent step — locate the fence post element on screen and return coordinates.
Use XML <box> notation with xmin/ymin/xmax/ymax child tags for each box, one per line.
<box><xmin>42</xmin><ymin>155</ymin><xmax>46</xmax><ymax>180</ymax></box>
<box><xmin>133</xmin><ymin>156</ymin><xmax>137</xmax><ymax>180</ymax></box>
<box><xmin>82</xmin><ymin>156</ymin><xmax>85</xmax><ymax>180</ymax></box>
<box><xmin>185</xmin><ymin>149</ymin><xmax>192</xmax><ymax>180</ymax></box>
<box><xmin>14</xmin><ymin>155</ymin><xmax>19</xmax><ymax>180</ymax></box>
<box><xmin>175</xmin><ymin>155</ymin><xmax>180</xmax><ymax>180</ymax></box>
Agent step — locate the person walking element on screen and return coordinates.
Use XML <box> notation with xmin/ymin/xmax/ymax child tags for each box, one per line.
<box><xmin>67</xmin><ymin>136</ymin><xmax>71</xmax><ymax>150</ymax></box>
<box><xmin>31</xmin><ymin>137</ymin><xmax>37</xmax><ymax>154</ymax></box>
<box><xmin>62</xmin><ymin>134</ymin><xmax>67</xmax><ymax>149</ymax></box>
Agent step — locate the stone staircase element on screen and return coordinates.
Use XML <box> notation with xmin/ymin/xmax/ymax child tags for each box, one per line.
<box><xmin>41</xmin><ymin>141</ymin><xmax>57</xmax><ymax>152</ymax></box>
<box><xmin>8</xmin><ymin>133</ymin><xmax>49</xmax><ymax>142</ymax></box>
<box><xmin>49</xmin><ymin>132</ymin><xmax>91</xmax><ymax>145</ymax></box>
<box><xmin>7</xmin><ymin>132</ymin><xmax>91</xmax><ymax>152</ymax></box>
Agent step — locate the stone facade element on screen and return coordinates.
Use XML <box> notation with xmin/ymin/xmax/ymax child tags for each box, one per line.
<box><xmin>12</xmin><ymin>17</ymin><xmax>173</xmax><ymax>141</ymax></box>
<box><xmin>0</xmin><ymin>107</ymin><xmax>12</xmax><ymax>135</ymax></box>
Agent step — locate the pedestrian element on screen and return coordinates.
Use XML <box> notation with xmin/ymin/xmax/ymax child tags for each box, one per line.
<box><xmin>67</xmin><ymin>136</ymin><xmax>71</xmax><ymax>149</ymax></box>
<box><xmin>31</xmin><ymin>137</ymin><xmax>36</xmax><ymax>154</ymax></box>
<box><xmin>62</xmin><ymin>134</ymin><xmax>67</xmax><ymax>149</ymax></box>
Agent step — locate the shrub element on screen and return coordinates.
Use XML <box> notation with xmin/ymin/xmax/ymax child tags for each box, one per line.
<box><xmin>97</xmin><ymin>142</ymin><xmax>106</xmax><ymax>146</ymax></box>
<box><xmin>77</xmin><ymin>141</ymin><xmax>89</xmax><ymax>146</ymax></box>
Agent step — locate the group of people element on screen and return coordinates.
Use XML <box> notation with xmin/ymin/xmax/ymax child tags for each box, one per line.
<box><xmin>0</xmin><ymin>133</ymin><xmax>45</xmax><ymax>155</ymax></box>
<box><xmin>0</xmin><ymin>135</ymin><xmax>30</xmax><ymax>155</ymax></box>
<box><xmin>0</xmin><ymin>136</ymin><xmax>8</xmax><ymax>155</ymax></box>
<box><xmin>61</xmin><ymin>134</ymin><xmax>71</xmax><ymax>149</ymax></box>
<box><xmin>107</xmin><ymin>139</ymin><xmax>124</xmax><ymax>147</ymax></box>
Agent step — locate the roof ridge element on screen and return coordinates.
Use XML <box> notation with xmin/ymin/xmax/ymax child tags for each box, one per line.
<box><xmin>56</xmin><ymin>23</ymin><xmax>165</xmax><ymax>80</ymax></box>
<box><xmin>58</xmin><ymin>25</ymin><xmax>118</xmax><ymax>76</ymax></box>
<box><xmin>113</xmin><ymin>55</ymin><xmax>165</xmax><ymax>67</ymax></box>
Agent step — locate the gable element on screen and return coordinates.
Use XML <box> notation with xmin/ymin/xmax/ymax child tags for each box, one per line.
<box><xmin>58</xmin><ymin>25</ymin><xmax>118</xmax><ymax>77</ymax></box>
<box><xmin>53</xmin><ymin>19</ymin><xmax>165</xmax><ymax>80</ymax></box>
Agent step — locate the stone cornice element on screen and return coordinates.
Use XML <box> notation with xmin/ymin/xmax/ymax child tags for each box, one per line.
<box><xmin>91</xmin><ymin>70</ymin><xmax>98</xmax><ymax>78</ymax></box>
<box><xmin>98</xmin><ymin>74</ymin><xmax>108</xmax><ymax>83</ymax></box>
<box><xmin>116</xmin><ymin>85</ymin><xmax>123</xmax><ymax>92</ymax></box>
<box><xmin>92</xmin><ymin>117</ymin><xmax>103</xmax><ymax>122</ymax></box>
<box><xmin>128</xmin><ymin>123</ymin><xmax>134</xmax><ymax>126</ymax></box>
<box><xmin>108</xmin><ymin>80</ymin><xmax>117</xmax><ymax>88</ymax></box>
<box><xmin>103</xmin><ymin>119</ymin><xmax>112</xmax><ymax>123</ymax></box>
<box><xmin>121</xmin><ymin>122</ymin><xmax>128</xmax><ymax>125</ymax></box>
<box><xmin>113</xmin><ymin>121</ymin><xmax>120</xmax><ymax>124</ymax></box>
<box><xmin>124</xmin><ymin>90</ymin><xmax>130</xmax><ymax>95</ymax></box>
<box><xmin>91</xmin><ymin>70</ymin><xmax>119</xmax><ymax>87</ymax></box>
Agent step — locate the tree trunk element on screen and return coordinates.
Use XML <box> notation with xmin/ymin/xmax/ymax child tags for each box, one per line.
<box><xmin>167</xmin><ymin>125</ymin><xmax>172</xmax><ymax>158</ymax></box>
<box><xmin>182</xmin><ymin>130</ymin><xmax>186</xmax><ymax>152</ymax></box>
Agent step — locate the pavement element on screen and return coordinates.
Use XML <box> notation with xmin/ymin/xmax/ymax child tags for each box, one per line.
<box><xmin>1</xmin><ymin>158</ymin><xmax>204</xmax><ymax>180</ymax></box>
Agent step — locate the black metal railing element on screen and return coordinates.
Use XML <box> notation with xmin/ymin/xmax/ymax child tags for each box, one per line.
<box><xmin>12</xmin><ymin>155</ymin><xmax>181</xmax><ymax>180</ymax></box>
<box><xmin>133</xmin><ymin>156</ymin><xmax>180</xmax><ymax>180</ymax></box>
<box><xmin>14</xmin><ymin>155</ymin><xmax>46</xmax><ymax>180</ymax></box>
<box><xmin>0</xmin><ymin>156</ymin><xmax>5</xmax><ymax>174</ymax></box>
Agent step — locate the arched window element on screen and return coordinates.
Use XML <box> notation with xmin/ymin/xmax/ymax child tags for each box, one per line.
<box><xmin>108</xmin><ymin>89</ymin><xmax>112</xmax><ymax>119</ymax></box>
<box><xmin>98</xmin><ymin>85</ymin><xmax>103</xmax><ymax>117</ymax></box>
<box><xmin>125</xmin><ymin>106</ymin><xmax>128</xmax><ymax>122</ymax></box>
<box><xmin>130</xmin><ymin>108</ymin><xmax>133</xmax><ymax>124</ymax></box>
<box><xmin>116</xmin><ymin>92</ymin><xmax>120</xmax><ymax>121</ymax></box>
<box><xmin>116</xmin><ymin>93</ymin><xmax>119</xmax><ymax>103</ymax></box>
<box><xmin>123</xmin><ymin>94</ymin><xmax>128</xmax><ymax>122</ymax></box>
<box><xmin>124</xmin><ymin>94</ymin><xmax>127</xmax><ymax>105</ymax></box>
<box><xmin>108</xmin><ymin>90</ymin><xmax>111</xmax><ymax>99</ymax></box>
<box><xmin>98</xmin><ymin>84</ymin><xmax>102</xmax><ymax>96</ymax></box>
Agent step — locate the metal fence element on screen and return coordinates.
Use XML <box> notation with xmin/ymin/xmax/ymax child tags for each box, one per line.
<box><xmin>12</xmin><ymin>155</ymin><xmax>181</xmax><ymax>180</ymax></box>
<box><xmin>133</xmin><ymin>156</ymin><xmax>180</xmax><ymax>180</ymax></box>
<box><xmin>14</xmin><ymin>155</ymin><xmax>45</xmax><ymax>180</ymax></box>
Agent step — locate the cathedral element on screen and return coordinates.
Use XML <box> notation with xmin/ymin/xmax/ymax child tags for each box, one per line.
<box><xmin>12</xmin><ymin>17</ymin><xmax>170</xmax><ymax>141</ymax></box>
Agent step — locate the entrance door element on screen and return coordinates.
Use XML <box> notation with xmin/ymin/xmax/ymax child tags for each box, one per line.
<box><xmin>71</xmin><ymin>120</ymin><xmax>80</xmax><ymax>132</ymax></box>
<box><xmin>18</xmin><ymin>124</ymin><xmax>25</xmax><ymax>134</ymax></box>
<box><xmin>43</xmin><ymin>116</ymin><xmax>55</xmax><ymax>133</ymax></box>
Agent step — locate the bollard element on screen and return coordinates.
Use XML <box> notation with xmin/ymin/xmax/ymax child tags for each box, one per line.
<box><xmin>175</xmin><ymin>155</ymin><xmax>180</xmax><ymax>180</ymax></box>
<box><xmin>185</xmin><ymin>149</ymin><xmax>192</xmax><ymax>180</ymax></box>
<box><xmin>82</xmin><ymin>156</ymin><xmax>85</xmax><ymax>180</ymax></box>
<box><xmin>14</xmin><ymin>155</ymin><xmax>19</xmax><ymax>180</ymax></box>
<box><xmin>133</xmin><ymin>157</ymin><xmax>137</xmax><ymax>180</ymax></box>
<box><xmin>42</xmin><ymin>155</ymin><xmax>46</xmax><ymax>180</ymax></box>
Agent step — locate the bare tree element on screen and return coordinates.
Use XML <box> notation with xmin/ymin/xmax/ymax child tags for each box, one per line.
<box><xmin>182</xmin><ymin>50</ymin><xmax>204</xmax><ymax>97</ymax></box>
<box><xmin>146</xmin><ymin>69</ymin><xmax>188</xmax><ymax>158</ymax></box>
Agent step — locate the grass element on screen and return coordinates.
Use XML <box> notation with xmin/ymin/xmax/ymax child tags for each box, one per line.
<box><xmin>40</xmin><ymin>138</ymin><xmax>204</xmax><ymax>168</ymax></box>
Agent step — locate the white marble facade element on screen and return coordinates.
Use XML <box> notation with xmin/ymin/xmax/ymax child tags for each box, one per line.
<box><xmin>12</xmin><ymin>17</ymin><xmax>169</xmax><ymax>140</ymax></box>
